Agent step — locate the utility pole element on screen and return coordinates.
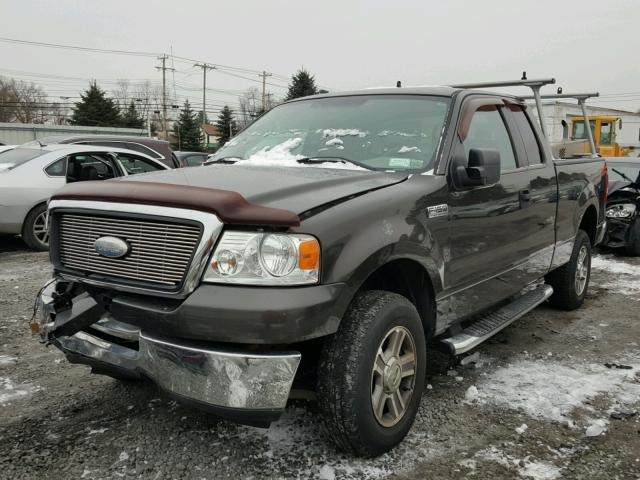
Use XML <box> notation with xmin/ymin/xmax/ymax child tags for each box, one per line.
<box><xmin>259</xmin><ymin>71</ymin><xmax>272</xmax><ymax>112</ymax></box>
<box><xmin>194</xmin><ymin>63</ymin><xmax>216</xmax><ymax>148</ymax></box>
<box><xmin>155</xmin><ymin>55</ymin><xmax>174</xmax><ymax>140</ymax></box>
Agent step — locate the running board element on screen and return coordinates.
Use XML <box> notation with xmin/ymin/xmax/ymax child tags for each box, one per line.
<box><xmin>441</xmin><ymin>285</ymin><xmax>554</xmax><ymax>355</ymax></box>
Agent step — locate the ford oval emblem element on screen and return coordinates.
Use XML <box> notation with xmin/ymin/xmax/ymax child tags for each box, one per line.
<box><xmin>94</xmin><ymin>236</ymin><xmax>129</xmax><ymax>258</ymax></box>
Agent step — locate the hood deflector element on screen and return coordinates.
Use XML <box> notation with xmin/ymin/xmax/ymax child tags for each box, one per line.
<box><xmin>51</xmin><ymin>180</ymin><xmax>300</xmax><ymax>227</ymax></box>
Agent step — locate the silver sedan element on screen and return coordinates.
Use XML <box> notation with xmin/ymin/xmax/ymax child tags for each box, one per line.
<box><xmin>0</xmin><ymin>144</ymin><xmax>170</xmax><ymax>250</ymax></box>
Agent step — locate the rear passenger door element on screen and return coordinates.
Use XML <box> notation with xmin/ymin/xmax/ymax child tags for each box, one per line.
<box><xmin>505</xmin><ymin>104</ymin><xmax>556</xmax><ymax>276</ymax></box>
<box><xmin>445</xmin><ymin>97</ymin><xmax>538</xmax><ymax>319</ymax></box>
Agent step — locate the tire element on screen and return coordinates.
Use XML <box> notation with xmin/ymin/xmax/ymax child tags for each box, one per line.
<box><xmin>545</xmin><ymin>229</ymin><xmax>591</xmax><ymax>310</ymax></box>
<box><xmin>624</xmin><ymin>219</ymin><xmax>640</xmax><ymax>256</ymax></box>
<box><xmin>317</xmin><ymin>290</ymin><xmax>426</xmax><ymax>456</ymax></box>
<box><xmin>22</xmin><ymin>203</ymin><xmax>50</xmax><ymax>251</ymax></box>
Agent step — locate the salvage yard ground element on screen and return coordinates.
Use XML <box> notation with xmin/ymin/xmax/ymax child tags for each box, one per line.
<box><xmin>0</xmin><ymin>237</ymin><xmax>639</xmax><ymax>480</ymax></box>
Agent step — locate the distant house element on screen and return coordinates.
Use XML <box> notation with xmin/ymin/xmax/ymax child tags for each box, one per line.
<box><xmin>202</xmin><ymin>124</ymin><xmax>221</xmax><ymax>148</ymax></box>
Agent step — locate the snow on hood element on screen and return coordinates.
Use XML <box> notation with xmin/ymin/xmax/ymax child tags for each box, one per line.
<box><xmin>240</xmin><ymin>138</ymin><xmax>367</xmax><ymax>171</ymax></box>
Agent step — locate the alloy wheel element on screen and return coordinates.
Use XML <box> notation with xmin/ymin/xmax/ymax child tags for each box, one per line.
<box><xmin>575</xmin><ymin>245</ymin><xmax>588</xmax><ymax>295</ymax></box>
<box><xmin>32</xmin><ymin>211</ymin><xmax>49</xmax><ymax>246</ymax></box>
<box><xmin>371</xmin><ymin>326</ymin><xmax>417</xmax><ymax>427</ymax></box>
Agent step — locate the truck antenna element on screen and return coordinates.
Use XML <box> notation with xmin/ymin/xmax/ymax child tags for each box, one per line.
<box><xmin>396</xmin><ymin>81</ymin><xmax>402</xmax><ymax>88</ymax></box>
<box><xmin>521</xmin><ymin>71</ymin><xmax>527</xmax><ymax>80</ymax></box>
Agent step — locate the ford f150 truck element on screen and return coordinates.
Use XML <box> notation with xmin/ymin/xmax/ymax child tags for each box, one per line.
<box><xmin>35</xmin><ymin>84</ymin><xmax>607</xmax><ymax>456</ymax></box>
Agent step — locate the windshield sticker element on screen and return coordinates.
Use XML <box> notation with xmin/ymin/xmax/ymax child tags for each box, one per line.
<box><xmin>389</xmin><ymin>158</ymin><xmax>411</xmax><ymax>168</ymax></box>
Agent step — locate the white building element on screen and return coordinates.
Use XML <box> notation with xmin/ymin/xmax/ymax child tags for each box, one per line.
<box><xmin>526</xmin><ymin>101</ymin><xmax>640</xmax><ymax>147</ymax></box>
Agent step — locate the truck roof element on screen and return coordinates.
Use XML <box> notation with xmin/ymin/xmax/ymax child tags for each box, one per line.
<box><xmin>286</xmin><ymin>85</ymin><xmax>524</xmax><ymax>103</ymax></box>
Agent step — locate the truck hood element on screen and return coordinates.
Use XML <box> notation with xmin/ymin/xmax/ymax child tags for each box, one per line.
<box><xmin>120</xmin><ymin>164</ymin><xmax>409</xmax><ymax>214</ymax></box>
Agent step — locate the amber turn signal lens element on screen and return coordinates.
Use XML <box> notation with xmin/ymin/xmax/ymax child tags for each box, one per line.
<box><xmin>298</xmin><ymin>239</ymin><xmax>320</xmax><ymax>270</ymax></box>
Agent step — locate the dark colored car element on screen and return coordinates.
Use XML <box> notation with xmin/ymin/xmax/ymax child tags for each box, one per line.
<box><xmin>39</xmin><ymin>135</ymin><xmax>180</xmax><ymax>168</ymax></box>
<box><xmin>174</xmin><ymin>151</ymin><xmax>209</xmax><ymax>167</ymax></box>
<box><xmin>36</xmin><ymin>87</ymin><xmax>606</xmax><ymax>456</ymax></box>
<box><xmin>603</xmin><ymin>159</ymin><xmax>640</xmax><ymax>255</ymax></box>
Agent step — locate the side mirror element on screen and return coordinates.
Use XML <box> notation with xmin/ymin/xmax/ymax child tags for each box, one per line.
<box><xmin>454</xmin><ymin>148</ymin><xmax>501</xmax><ymax>187</ymax></box>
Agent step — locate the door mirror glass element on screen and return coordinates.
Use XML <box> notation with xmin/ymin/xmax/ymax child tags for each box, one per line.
<box><xmin>454</xmin><ymin>148</ymin><xmax>501</xmax><ymax>187</ymax></box>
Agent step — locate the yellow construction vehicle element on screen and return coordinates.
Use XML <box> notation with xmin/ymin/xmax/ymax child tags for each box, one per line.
<box><xmin>570</xmin><ymin>116</ymin><xmax>633</xmax><ymax>157</ymax></box>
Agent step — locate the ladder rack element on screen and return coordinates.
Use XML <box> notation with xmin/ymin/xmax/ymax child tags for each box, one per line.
<box><xmin>450</xmin><ymin>77</ymin><xmax>556</xmax><ymax>139</ymax></box>
<box><xmin>520</xmin><ymin>92</ymin><xmax>600</xmax><ymax>155</ymax></box>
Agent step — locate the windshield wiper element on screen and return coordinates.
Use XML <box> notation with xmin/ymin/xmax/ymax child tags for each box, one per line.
<box><xmin>204</xmin><ymin>156</ymin><xmax>243</xmax><ymax>165</ymax></box>
<box><xmin>296</xmin><ymin>156</ymin><xmax>369</xmax><ymax>169</ymax></box>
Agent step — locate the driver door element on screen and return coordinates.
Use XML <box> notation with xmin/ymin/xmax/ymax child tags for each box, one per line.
<box><xmin>444</xmin><ymin>98</ymin><xmax>532</xmax><ymax>320</ymax></box>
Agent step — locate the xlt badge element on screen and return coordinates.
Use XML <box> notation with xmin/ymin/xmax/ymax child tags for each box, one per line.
<box><xmin>427</xmin><ymin>204</ymin><xmax>449</xmax><ymax>219</ymax></box>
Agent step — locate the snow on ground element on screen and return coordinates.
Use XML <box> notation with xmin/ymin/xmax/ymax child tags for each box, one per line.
<box><xmin>0</xmin><ymin>377</ymin><xmax>41</xmax><ymax>405</ymax></box>
<box><xmin>591</xmin><ymin>254</ymin><xmax>640</xmax><ymax>296</ymax></box>
<box><xmin>468</xmin><ymin>357</ymin><xmax>640</xmax><ymax>427</ymax></box>
<box><xmin>0</xmin><ymin>355</ymin><xmax>17</xmax><ymax>366</ymax></box>
<box><xmin>463</xmin><ymin>445</ymin><xmax>562</xmax><ymax>479</ymax></box>
<box><xmin>230</xmin><ymin>405</ymin><xmax>443</xmax><ymax>479</ymax></box>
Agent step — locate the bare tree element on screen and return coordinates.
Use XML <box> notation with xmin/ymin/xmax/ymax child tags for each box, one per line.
<box><xmin>111</xmin><ymin>79</ymin><xmax>131</xmax><ymax>114</ymax></box>
<box><xmin>0</xmin><ymin>76</ymin><xmax>49</xmax><ymax>123</ymax></box>
<box><xmin>238</xmin><ymin>87</ymin><xmax>261</xmax><ymax>129</ymax></box>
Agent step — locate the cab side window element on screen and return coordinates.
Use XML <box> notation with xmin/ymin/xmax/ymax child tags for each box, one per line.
<box><xmin>463</xmin><ymin>109</ymin><xmax>517</xmax><ymax>172</ymax></box>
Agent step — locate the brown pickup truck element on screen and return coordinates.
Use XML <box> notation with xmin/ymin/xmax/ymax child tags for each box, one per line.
<box><xmin>35</xmin><ymin>83</ymin><xmax>607</xmax><ymax>456</ymax></box>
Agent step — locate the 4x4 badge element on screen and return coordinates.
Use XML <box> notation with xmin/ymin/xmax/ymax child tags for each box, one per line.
<box><xmin>427</xmin><ymin>204</ymin><xmax>449</xmax><ymax>218</ymax></box>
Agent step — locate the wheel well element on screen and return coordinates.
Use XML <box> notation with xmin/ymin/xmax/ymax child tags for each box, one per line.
<box><xmin>359</xmin><ymin>259</ymin><xmax>437</xmax><ymax>339</ymax></box>
<box><xmin>579</xmin><ymin>206</ymin><xmax>597</xmax><ymax>245</ymax></box>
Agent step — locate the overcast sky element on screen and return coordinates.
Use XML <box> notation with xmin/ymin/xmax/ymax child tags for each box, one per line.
<box><xmin>1</xmin><ymin>0</ymin><xmax>639</xmax><ymax>113</ymax></box>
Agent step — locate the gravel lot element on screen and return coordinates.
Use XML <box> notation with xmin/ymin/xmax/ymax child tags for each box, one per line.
<box><xmin>1</xmin><ymin>236</ymin><xmax>639</xmax><ymax>480</ymax></box>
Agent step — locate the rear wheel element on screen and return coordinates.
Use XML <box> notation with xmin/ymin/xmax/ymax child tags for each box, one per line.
<box><xmin>22</xmin><ymin>204</ymin><xmax>49</xmax><ymax>251</ymax></box>
<box><xmin>545</xmin><ymin>229</ymin><xmax>591</xmax><ymax>310</ymax></box>
<box><xmin>317</xmin><ymin>291</ymin><xmax>426</xmax><ymax>456</ymax></box>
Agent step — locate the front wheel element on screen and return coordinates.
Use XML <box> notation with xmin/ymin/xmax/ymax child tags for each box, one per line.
<box><xmin>545</xmin><ymin>229</ymin><xmax>591</xmax><ymax>310</ymax></box>
<box><xmin>317</xmin><ymin>291</ymin><xmax>426</xmax><ymax>456</ymax></box>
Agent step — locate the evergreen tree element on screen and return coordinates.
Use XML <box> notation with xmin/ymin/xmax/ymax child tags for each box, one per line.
<box><xmin>71</xmin><ymin>81</ymin><xmax>121</xmax><ymax>127</ymax></box>
<box><xmin>173</xmin><ymin>101</ymin><xmax>202</xmax><ymax>151</ymax></box>
<box><xmin>215</xmin><ymin>106</ymin><xmax>237</xmax><ymax>146</ymax></box>
<box><xmin>121</xmin><ymin>101</ymin><xmax>144</xmax><ymax>129</ymax></box>
<box><xmin>285</xmin><ymin>69</ymin><xmax>319</xmax><ymax>100</ymax></box>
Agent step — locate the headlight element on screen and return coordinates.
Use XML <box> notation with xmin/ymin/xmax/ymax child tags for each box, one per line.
<box><xmin>606</xmin><ymin>203</ymin><xmax>636</xmax><ymax>219</ymax></box>
<box><xmin>203</xmin><ymin>231</ymin><xmax>320</xmax><ymax>285</ymax></box>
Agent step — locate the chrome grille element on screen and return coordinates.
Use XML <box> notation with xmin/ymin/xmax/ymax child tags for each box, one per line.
<box><xmin>57</xmin><ymin>213</ymin><xmax>202</xmax><ymax>286</ymax></box>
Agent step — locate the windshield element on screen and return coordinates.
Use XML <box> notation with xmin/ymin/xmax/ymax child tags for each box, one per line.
<box><xmin>0</xmin><ymin>148</ymin><xmax>45</xmax><ymax>171</ymax></box>
<box><xmin>608</xmin><ymin>164</ymin><xmax>640</xmax><ymax>185</ymax></box>
<box><xmin>209</xmin><ymin>95</ymin><xmax>450</xmax><ymax>172</ymax></box>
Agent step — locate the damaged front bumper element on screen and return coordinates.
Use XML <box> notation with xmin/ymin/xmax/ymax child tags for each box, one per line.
<box><xmin>37</xmin><ymin>280</ymin><xmax>301</xmax><ymax>426</ymax></box>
